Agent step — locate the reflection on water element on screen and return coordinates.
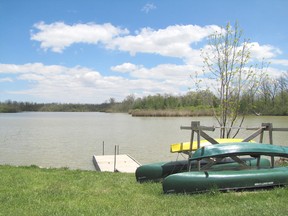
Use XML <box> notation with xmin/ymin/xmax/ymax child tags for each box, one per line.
<box><xmin>0</xmin><ymin>112</ymin><xmax>288</xmax><ymax>170</ymax></box>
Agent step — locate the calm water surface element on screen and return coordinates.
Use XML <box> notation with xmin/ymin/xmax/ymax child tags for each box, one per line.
<box><xmin>1</xmin><ymin>112</ymin><xmax>288</xmax><ymax>170</ymax></box>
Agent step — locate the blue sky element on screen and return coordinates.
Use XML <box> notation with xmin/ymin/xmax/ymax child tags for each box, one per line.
<box><xmin>0</xmin><ymin>0</ymin><xmax>288</xmax><ymax>103</ymax></box>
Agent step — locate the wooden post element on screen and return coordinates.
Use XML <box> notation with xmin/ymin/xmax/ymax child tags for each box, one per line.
<box><xmin>195</xmin><ymin>122</ymin><xmax>201</xmax><ymax>171</ymax></box>
<box><xmin>114</xmin><ymin>145</ymin><xmax>117</xmax><ymax>172</ymax></box>
<box><xmin>266</xmin><ymin>123</ymin><xmax>274</xmax><ymax>167</ymax></box>
<box><xmin>181</xmin><ymin>121</ymin><xmax>216</xmax><ymax>171</ymax></box>
<box><xmin>188</xmin><ymin>121</ymin><xmax>195</xmax><ymax>171</ymax></box>
<box><xmin>267</xmin><ymin>123</ymin><xmax>273</xmax><ymax>144</ymax></box>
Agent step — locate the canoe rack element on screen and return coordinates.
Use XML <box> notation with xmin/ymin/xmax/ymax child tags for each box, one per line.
<box><xmin>181</xmin><ymin>121</ymin><xmax>288</xmax><ymax>171</ymax></box>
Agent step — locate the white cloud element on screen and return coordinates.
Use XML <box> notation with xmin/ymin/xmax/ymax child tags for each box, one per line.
<box><xmin>141</xmin><ymin>3</ymin><xmax>156</xmax><ymax>13</ymax></box>
<box><xmin>1</xmin><ymin>59</ymin><xmax>285</xmax><ymax>104</ymax></box>
<box><xmin>31</xmin><ymin>22</ymin><xmax>221</xmax><ymax>60</ymax></box>
<box><xmin>248</xmin><ymin>42</ymin><xmax>282</xmax><ymax>60</ymax></box>
<box><xmin>265</xmin><ymin>67</ymin><xmax>287</xmax><ymax>78</ymax></box>
<box><xmin>31</xmin><ymin>22</ymin><xmax>129</xmax><ymax>53</ymax></box>
<box><xmin>30</xmin><ymin>21</ymin><xmax>285</xmax><ymax>67</ymax></box>
<box><xmin>21</xmin><ymin>22</ymin><xmax>288</xmax><ymax>103</ymax></box>
<box><xmin>0</xmin><ymin>77</ymin><xmax>13</xmax><ymax>82</ymax></box>
<box><xmin>199</xmin><ymin>41</ymin><xmax>284</xmax><ymax>72</ymax></box>
<box><xmin>269</xmin><ymin>58</ymin><xmax>288</xmax><ymax>67</ymax></box>
<box><xmin>108</xmin><ymin>25</ymin><xmax>221</xmax><ymax>59</ymax></box>
<box><xmin>111</xmin><ymin>62</ymin><xmax>198</xmax><ymax>84</ymax></box>
<box><xmin>110</xmin><ymin>62</ymin><xmax>142</xmax><ymax>73</ymax></box>
<box><xmin>0</xmin><ymin>63</ymin><xmax>192</xmax><ymax>103</ymax></box>
<box><xmin>0</xmin><ymin>62</ymin><xmax>65</xmax><ymax>75</ymax></box>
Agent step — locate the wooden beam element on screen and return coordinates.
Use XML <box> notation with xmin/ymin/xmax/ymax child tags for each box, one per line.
<box><xmin>242</xmin><ymin>127</ymin><xmax>264</xmax><ymax>142</ymax></box>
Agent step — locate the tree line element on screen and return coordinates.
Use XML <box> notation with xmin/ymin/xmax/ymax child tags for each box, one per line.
<box><xmin>1</xmin><ymin>73</ymin><xmax>288</xmax><ymax>115</ymax></box>
<box><xmin>118</xmin><ymin>72</ymin><xmax>288</xmax><ymax>116</ymax></box>
<box><xmin>0</xmin><ymin>101</ymin><xmax>111</xmax><ymax>113</ymax></box>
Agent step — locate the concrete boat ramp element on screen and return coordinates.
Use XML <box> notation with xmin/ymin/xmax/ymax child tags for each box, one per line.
<box><xmin>92</xmin><ymin>154</ymin><xmax>141</xmax><ymax>173</ymax></box>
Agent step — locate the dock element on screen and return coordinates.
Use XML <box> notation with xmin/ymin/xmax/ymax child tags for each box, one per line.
<box><xmin>92</xmin><ymin>154</ymin><xmax>141</xmax><ymax>173</ymax></box>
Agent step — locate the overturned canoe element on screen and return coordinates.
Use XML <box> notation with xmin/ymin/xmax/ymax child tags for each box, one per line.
<box><xmin>192</xmin><ymin>142</ymin><xmax>288</xmax><ymax>160</ymax></box>
<box><xmin>136</xmin><ymin>160</ymin><xmax>188</xmax><ymax>183</ymax></box>
<box><xmin>163</xmin><ymin>167</ymin><xmax>288</xmax><ymax>194</ymax></box>
<box><xmin>136</xmin><ymin>139</ymin><xmax>256</xmax><ymax>182</ymax></box>
<box><xmin>136</xmin><ymin>157</ymin><xmax>270</xmax><ymax>183</ymax></box>
<box><xmin>162</xmin><ymin>143</ymin><xmax>288</xmax><ymax>194</ymax></box>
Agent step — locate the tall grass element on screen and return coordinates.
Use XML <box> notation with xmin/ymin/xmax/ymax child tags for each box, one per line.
<box><xmin>130</xmin><ymin>109</ymin><xmax>214</xmax><ymax>117</ymax></box>
<box><xmin>1</xmin><ymin>165</ymin><xmax>288</xmax><ymax>216</ymax></box>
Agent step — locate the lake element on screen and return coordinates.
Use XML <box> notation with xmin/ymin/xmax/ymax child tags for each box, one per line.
<box><xmin>1</xmin><ymin>112</ymin><xmax>288</xmax><ymax>170</ymax></box>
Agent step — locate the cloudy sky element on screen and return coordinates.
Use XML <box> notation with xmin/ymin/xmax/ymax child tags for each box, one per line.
<box><xmin>0</xmin><ymin>0</ymin><xmax>287</xmax><ymax>103</ymax></box>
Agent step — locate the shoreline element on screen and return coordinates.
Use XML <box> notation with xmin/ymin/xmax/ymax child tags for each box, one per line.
<box><xmin>129</xmin><ymin>109</ymin><xmax>214</xmax><ymax>117</ymax></box>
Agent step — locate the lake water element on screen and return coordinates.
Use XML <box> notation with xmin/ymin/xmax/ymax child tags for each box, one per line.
<box><xmin>1</xmin><ymin>112</ymin><xmax>288</xmax><ymax>170</ymax></box>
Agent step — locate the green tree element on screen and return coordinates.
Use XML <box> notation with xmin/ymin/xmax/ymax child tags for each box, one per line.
<box><xmin>201</xmin><ymin>22</ymin><xmax>267</xmax><ymax>138</ymax></box>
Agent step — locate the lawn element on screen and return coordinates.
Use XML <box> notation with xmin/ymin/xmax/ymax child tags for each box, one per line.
<box><xmin>1</xmin><ymin>165</ymin><xmax>287</xmax><ymax>216</ymax></box>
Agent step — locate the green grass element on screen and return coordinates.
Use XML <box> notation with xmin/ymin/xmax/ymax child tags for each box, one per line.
<box><xmin>1</xmin><ymin>165</ymin><xmax>288</xmax><ymax>216</ymax></box>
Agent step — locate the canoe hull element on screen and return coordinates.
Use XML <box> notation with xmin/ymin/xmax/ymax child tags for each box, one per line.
<box><xmin>136</xmin><ymin>160</ymin><xmax>188</xmax><ymax>183</ymax></box>
<box><xmin>135</xmin><ymin>158</ymin><xmax>270</xmax><ymax>182</ymax></box>
<box><xmin>163</xmin><ymin>167</ymin><xmax>288</xmax><ymax>194</ymax></box>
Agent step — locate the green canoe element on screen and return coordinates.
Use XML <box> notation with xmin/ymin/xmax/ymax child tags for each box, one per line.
<box><xmin>163</xmin><ymin>167</ymin><xmax>288</xmax><ymax>194</ymax></box>
<box><xmin>136</xmin><ymin>160</ymin><xmax>188</xmax><ymax>183</ymax></box>
<box><xmin>192</xmin><ymin>142</ymin><xmax>288</xmax><ymax>160</ymax></box>
<box><xmin>136</xmin><ymin>157</ymin><xmax>270</xmax><ymax>183</ymax></box>
<box><xmin>162</xmin><ymin>143</ymin><xmax>288</xmax><ymax>194</ymax></box>
<box><xmin>136</xmin><ymin>139</ymin><xmax>261</xmax><ymax>183</ymax></box>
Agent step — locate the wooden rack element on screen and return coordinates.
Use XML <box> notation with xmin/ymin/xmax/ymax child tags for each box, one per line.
<box><xmin>181</xmin><ymin>121</ymin><xmax>288</xmax><ymax>170</ymax></box>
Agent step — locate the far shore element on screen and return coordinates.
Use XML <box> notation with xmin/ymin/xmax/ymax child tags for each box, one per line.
<box><xmin>129</xmin><ymin>109</ymin><xmax>214</xmax><ymax>117</ymax></box>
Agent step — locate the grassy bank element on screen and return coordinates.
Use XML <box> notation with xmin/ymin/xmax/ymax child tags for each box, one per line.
<box><xmin>130</xmin><ymin>108</ymin><xmax>214</xmax><ymax>117</ymax></box>
<box><xmin>1</xmin><ymin>165</ymin><xmax>288</xmax><ymax>216</ymax></box>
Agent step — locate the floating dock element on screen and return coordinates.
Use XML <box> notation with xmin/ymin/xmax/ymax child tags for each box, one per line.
<box><xmin>92</xmin><ymin>154</ymin><xmax>141</xmax><ymax>173</ymax></box>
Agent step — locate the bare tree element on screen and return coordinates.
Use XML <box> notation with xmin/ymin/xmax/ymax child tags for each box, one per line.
<box><xmin>201</xmin><ymin>22</ymin><xmax>268</xmax><ymax>138</ymax></box>
<box><xmin>260</xmin><ymin>78</ymin><xmax>279</xmax><ymax>108</ymax></box>
<box><xmin>278</xmin><ymin>71</ymin><xmax>288</xmax><ymax>106</ymax></box>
